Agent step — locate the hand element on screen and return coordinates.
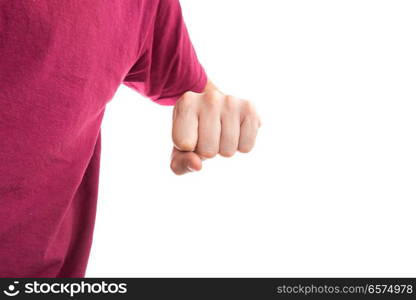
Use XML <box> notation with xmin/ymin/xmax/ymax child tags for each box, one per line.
<box><xmin>170</xmin><ymin>89</ymin><xmax>261</xmax><ymax>175</ymax></box>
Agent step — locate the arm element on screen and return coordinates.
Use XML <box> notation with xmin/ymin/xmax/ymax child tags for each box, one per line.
<box><xmin>170</xmin><ymin>80</ymin><xmax>261</xmax><ymax>175</ymax></box>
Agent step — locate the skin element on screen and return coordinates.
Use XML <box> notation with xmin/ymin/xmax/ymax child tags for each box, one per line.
<box><xmin>170</xmin><ymin>81</ymin><xmax>261</xmax><ymax>175</ymax></box>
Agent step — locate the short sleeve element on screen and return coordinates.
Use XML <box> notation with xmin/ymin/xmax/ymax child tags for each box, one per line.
<box><xmin>122</xmin><ymin>0</ymin><xmax>207</xmax><ymax>106</ymax></box>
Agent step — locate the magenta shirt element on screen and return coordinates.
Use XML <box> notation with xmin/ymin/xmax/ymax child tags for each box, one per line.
<box><xmin>0</xmin><ymin>0</ymin><xmax>207</xmax><ymax>277</ymax></box>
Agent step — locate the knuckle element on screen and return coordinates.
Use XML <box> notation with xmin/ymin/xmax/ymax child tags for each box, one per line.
<box><xmin>183</xmin><ymin>90</ymin><xmax>197</xmax><ymax>99</ymax></box>
<box><xmin>242</xmin><ymin>100</ymin><xmax>256</xmax><ymax>115</ymax></box>
<box><xmin>204</xmin><ymin>90</ymin><xmax>223</xmax><ymax>108</ymax></box>
<box><xmin>224</xmin><ymin>95</ymin><xmax>238</xmax><ymax>110</ymax></box>
<box><xmin>178</xmin><ymin>92</ymin><xmax>197</xmax><ymax>106</ymax></box>
<box><xmin>205</xmin><ymin>97</ymin><xmax>220</xmax><ymax>109</ymax></box>
<box><xmin>205</xmin><ymin>89</ymin><xmax>222</xmax><ymax>98</ymax></box>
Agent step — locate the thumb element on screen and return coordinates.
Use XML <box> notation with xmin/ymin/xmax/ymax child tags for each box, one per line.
<box><xmin>170</xmin><ymin>147</ymin><xmax>202</xmax><ymax>175</ymax></box>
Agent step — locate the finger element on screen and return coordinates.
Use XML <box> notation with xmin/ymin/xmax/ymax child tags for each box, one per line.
<box><xmin>172</xmin><ymin>96</ymin><xmax>199</xmax><ymax>152</ymax></box>
<box><xmin>170</xmin><ymin>148</ymin><xmax>202</xmax><ymax>175</ymax></box>
<box><xmin>238</xmin><ymin>116</ymin><xmax>259</xmax><ymax>153</ymax></box>
<box><xmin>219</xmin><ymin>109</ymin><xmax>240</xmax><ymax>157</ymax></box>
<box><xmin>196</xmin><ymin>102</ymin><xmax>221</xmax><ymax>158</ymax></box>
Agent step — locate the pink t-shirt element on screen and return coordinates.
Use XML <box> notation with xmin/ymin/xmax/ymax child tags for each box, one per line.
<box><xmin>0</xmin><ymin>0</ymin><xmax>207</xmax><ymax>277</ymax></box>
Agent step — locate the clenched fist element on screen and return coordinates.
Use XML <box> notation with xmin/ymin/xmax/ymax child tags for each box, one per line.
<box><xmin>170</xmin><ymin>88</ymin><xmax>261</xmax><ymax>175</ymax></box>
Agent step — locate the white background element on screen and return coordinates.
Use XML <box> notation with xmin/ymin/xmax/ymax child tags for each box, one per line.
<box><xmin>87</xmin><ymin>0</ymin><xmax>416</xmax><ymax>277</ymax></box>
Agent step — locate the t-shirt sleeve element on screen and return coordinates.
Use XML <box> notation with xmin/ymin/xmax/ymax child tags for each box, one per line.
<box><xmin>122</xmin><ymin>0</ymin><xmax>207</xmax><ymax>106</ymax></box>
